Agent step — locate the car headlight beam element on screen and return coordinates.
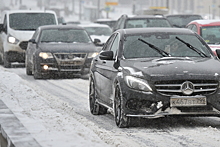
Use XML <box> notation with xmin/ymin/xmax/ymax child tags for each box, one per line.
<box><xmin>88</xmin><ymin>52</ymin><xmax>99</xmax><ymax>58</ymax></box>
<box><xmin>39</xmin><ymin>52</ymin><xmax>53</xmax><ymax>59</ymax></box>
<box><xmin>125</xmin><ymin>76</ymin><xmax>152</xmax><ymax>92</ymax></box>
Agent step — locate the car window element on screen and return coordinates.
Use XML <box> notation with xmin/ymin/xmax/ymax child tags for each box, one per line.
<box><xmin>109</xmin><ymin>34</ymin><xmax>119</xmax><ymax>58</ymax></box>
<box><xmin>102</xmin><ymin>33</ymin><xmax>117</xmax><ymax>51</ymax></box>
<box><xmin>186</xmin><ymin>24</ymin><xmax>193</xmax><ymax>29</ymax></box>
<box><xmin>123</xmin><ymin>33</ymin><xmax>210</xmax><ymax>58</ymax></box>
<box><xmin>9</xmin><ymin>13</ymin><xmax>57</xmax><ymax>30</ymax></box>
<box><xmin>201</xmin><ymin>26</ymin><xmax>220</xmax><ymax>44</ymax></box>
<box><xmin>166</xmin><ymin>15</ymin><xmax>203</xmax><ymax>27</ymax></box>
<box><xmin>84</xmin><ymin>27</ymin><xmax>112</xmax><ymax>36</ymax></box>
<box><xmin>191</xmin><ymin>25</ymin><xmax>197</xmax><ymax>32</ymax></box>
<box><xmin>39</xmin><ymin>29</ymin><xmax>92</xmax><ymax>43</ymax></box>
<box><xmin>125</xmin><ymin>18</ymin><xmax>171</xmax><ymax>28</ymax></box>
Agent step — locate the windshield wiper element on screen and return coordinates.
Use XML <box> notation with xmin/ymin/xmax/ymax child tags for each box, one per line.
<box><xmin>175</xmin><ymin>37</ymin><xmax>208</xmax><ymax>57</ymax></box>
<box><xmin>138</xmin><ymin>38</ymin><xmax>170</xmax><ymax>57</ymax></box>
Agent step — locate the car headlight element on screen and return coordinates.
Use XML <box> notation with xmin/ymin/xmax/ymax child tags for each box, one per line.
<box><xmin>88</xmin><ymin>52</ymin><xmax>99</xmax><ymax>58</ymax></box>
<box><xmin>7</xmin><ymin>35</ymin><xmax>19</xmax><ymax>44</ymax></box>
<box><xmin>39</xmin><ymin>52</ymin><xmax>53</xmax><ymax>59</ymax></box>
<box><xmin>125</xmin><ymin>76</ymin><xmax>152</xmax><ymax>92</ymax></box>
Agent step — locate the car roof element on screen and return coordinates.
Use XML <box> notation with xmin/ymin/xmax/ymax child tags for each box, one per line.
<box><xmin>95</xmin><ymin>18</ymin><xmax>117</xmax><ymax>22</ymax></box>
<box><xmin>188</xmin><ymin>19</ymin><xmax>220</xmax><ymax>26</ymax></box>
<box><xmin>127</xmin><ymin>15</ymin><xmax>166</xmax><ymax>19</ymax></box>
<box><xmin>38</xmin><ymin>25</ymin><xmax>85</xmax><ymax>30</ymax></box>
<box><xmin>118</xmin><ymin>28</ymin><xmax>194</xmax><ymax>35</ymax></box>
<box><xmin>166</xmin><ymin>14</ymin><xmax>202</xmax><ymax>17</ymax></box>
<box><xmin>3</xmin><ymin>10</ymin><xmax>56</xmax><ymax>14</ymax></box>
<box><xmin>78</xmin><ymin>23</ymin><xmax>111</xmax><ymax>28</ymax></box>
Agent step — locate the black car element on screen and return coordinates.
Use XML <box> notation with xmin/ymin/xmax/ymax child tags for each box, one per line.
<box><xmin>25</xmin><ymin>25</ymin><xmax>99</xmax><ymax>79</ymax></box>
<box><xmin>89</xmin><ymin>28</ymin><xmax>220</xmax><ymax>128</ymax></box>
<box><xmin>166</xmin><ymin>14</ymin><xmax>203</xmax><ymax>28</ymax></box>
<box><xmin>113</xmin><ymin>14</ymin><xmax>172</xmax><ymax>32</ymax></box>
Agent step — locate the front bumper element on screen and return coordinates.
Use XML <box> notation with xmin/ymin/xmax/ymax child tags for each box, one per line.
<box><xmin>37</xmin><ymin>57</ymin><xmax>93</xmax><ymax>75</ymax></box>
<box><xmin>126</xmin><ymin>105</ymin><xmax>220</xmax><ymax>118</ymax></box>
<box><xmin>4</xmin><ymin>41</ymin><xmax>28</xmax><ymax>62</ymax></box>
<box><xmin>118</xmin><ymin>79</ymin><xmax>220</xmax><ymax>118</ymax></box>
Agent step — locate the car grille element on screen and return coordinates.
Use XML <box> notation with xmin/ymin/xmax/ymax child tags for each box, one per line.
<box><xmin>54</xmin><ymin>53</ymin><xmax>86</xmax><ymax>60</ymax></box>
<box><xmin>54</xmin><ymin>53</ymin><xmax>87</xmax><ymax>71</ymax></box>
<box><xmin>19</xmin><ymin>41</ymin><xmax>28</xmax><ymax>50</ymax></box>
<box><xmin>155</xmin><ymin>80</ymin><xmax>218</xmax><ymax>96</ymax></box>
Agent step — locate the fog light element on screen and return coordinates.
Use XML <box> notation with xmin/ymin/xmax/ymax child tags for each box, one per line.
<box><xmin>43</xmin><ymin>65</ymin><xmax>49</xmax><ymax>70</ymax></box>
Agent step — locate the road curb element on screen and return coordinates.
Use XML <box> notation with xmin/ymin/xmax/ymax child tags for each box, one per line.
<box><xmin>0</xmin><ymin>100</ymin><xmax>41</xmax><ymax>147</ymax></box>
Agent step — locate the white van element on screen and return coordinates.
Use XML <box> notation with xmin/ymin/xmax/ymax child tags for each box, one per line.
<box><xmin>0</xmin><ymin>10</ymin><xmax>58</xmax><ymax>67</ymax></box>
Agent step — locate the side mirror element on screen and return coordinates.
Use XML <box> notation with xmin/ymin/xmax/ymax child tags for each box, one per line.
<box><xmin>94</xmin><ymin>38</ymin><xmax>102</xmax><ymax>46</ymax></box>
<box><xmin>28</xmin><ymin>39</ymin><xmax>36</xmax><ymax>44</ymax></box>
<box><xmin>99</xmin><ymin>50</ymin><xmax>113</xmax><ymax>60</ymax></box>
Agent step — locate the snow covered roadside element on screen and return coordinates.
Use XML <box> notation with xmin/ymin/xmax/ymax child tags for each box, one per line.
<box><xmin>0</xmin><ymin>67</ymin><xmax>111</xmax><ymax>147</ymax></box>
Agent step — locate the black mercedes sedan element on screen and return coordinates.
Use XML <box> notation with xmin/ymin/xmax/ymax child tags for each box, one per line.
<box><xmin>25</xmin><ymin>25</ymin><xmax>99</xmax><ymax>79</ymax></box>
<box><xmin>89</xmin><ymin>28</ymin><xmax>220</xmax><ymax>128</ymax></box>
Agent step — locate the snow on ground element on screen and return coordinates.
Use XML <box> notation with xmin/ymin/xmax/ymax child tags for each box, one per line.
<box><xmin>0</xmin><ymin>66</ymin><xmax>111</xmax><ymax>147</ymax></box>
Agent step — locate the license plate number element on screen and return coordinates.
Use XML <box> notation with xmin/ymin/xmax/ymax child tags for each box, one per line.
<box><xmin>60</xmin><ymin>61</ymin><xmax>82</xmax><ymax>65</ymax></box>
<box><xmin>170</xmin><ymin>96</ymin><xmax>207</xmax><ymax>107</ymax></box>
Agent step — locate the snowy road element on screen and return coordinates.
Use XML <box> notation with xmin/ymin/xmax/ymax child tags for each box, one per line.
<box><xmin>1</xmin><ymin>65</ymin><xmax>220</xmax><ymax>147</ymax></box>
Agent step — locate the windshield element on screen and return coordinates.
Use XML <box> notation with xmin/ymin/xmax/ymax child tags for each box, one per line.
<box><xmin>201</xmin><ymin>26</ymin><xmax>220</xmax><ymax>44</ymax></box>
<box><xmin>125</xmin><ymin>18</ymin><xmax>171</xmax><ymax>28</ymax></box>
<box><xmin>39</xmin><ymin>29</ymin><xmax>92</xmax><ymax>43</ymax></box>
<box><xmin>123</xmin><ymin>33</ymin><xmax>211</xmax><ymax>59</ymax></box>
<box><xmin>9</xmin><ymin>13</ymin><xmax>56</xmax><ymax>30</ymax></box>
<box><xmin>84</xmin><ymin>27</ymin><xmax>112</xmax><ymax>36</ymax></box>
<box><xmin>167</xmin><ymin>15</ymin><xmax>202</xmax><ymax>27</ymax></box>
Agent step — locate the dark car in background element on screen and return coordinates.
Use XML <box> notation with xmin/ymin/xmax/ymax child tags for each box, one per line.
<box><xmin>113</xmin><ymin>14</ymin><xmax>172</xmax><ymax>32</ymax></box>
<box><xmin>89</xmin><ymin>28</ymin><xmax>220</xmax><ymax>128</ymax></box>
<box><xmin>25</xmin><ymin>25</ymin><xmax>99</xmax><ymax>79</ymax></box>
<box><xmin>166</xmin><ymin>14</ymin><xmax>203</xmax><ymax>28</ymax></box>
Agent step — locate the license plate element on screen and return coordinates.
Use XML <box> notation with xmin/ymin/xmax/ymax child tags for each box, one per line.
<box><xmin>60</xmin><ymin>61</ymin><xmax>82</xmax><ymax>65</ymax></box>
<box><xmin>170</xmin><ymin>96</ymin><xmax>207</xmax><ymax>107</ymax></box>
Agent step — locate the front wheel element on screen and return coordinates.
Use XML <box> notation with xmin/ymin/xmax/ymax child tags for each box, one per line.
<box><xmin>89</xmin><ymin>77</ymin><xmax>107</xmax><ymax>115</ymax></box>
<box><xmin>26</xmin><ymin>62</ymin><xmax>32</xmax><ymax>75</ymax></box>
<box><xmin>3</xmin><ymin>52</ymin><xmax>11</xmax><ymax>68</ymax></box>
<box><xmin>33</xmin><ymin>63</ymin><xmax>42</xmax><ymax>79</ymax></box>
<box><xmin>114</xmin><ymin>83</ymin><xmax>131</xmax><ymax>128</ymax></box>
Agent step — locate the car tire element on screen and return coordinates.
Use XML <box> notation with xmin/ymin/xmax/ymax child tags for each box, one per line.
<box><xmin>89</xmin><ymin>77</ymin><xmax>107</xmax><ymax>115</ymax></box>
<box><xmin>3</xmin><ymin>52</ymin><xmax>11</xmax><ymax>68</ymax></box>
<box><xmin>33</xmin><ymin>63</ymin><xmax>42</xmax><ymax>79</ymax></box>
<box><xmin>0</xmin><ymin>54</ymin><xmax>3</xmax><ymax>64</ymax></box>
<box><xmin>26</xmin><ymin>62</ymin><xmax>32</xmax><ymax>75</ymax></box>
<box><xmin>114</xmin><ymin>83</ymin><xmax>131</xmax><ymax>128</ymax></box>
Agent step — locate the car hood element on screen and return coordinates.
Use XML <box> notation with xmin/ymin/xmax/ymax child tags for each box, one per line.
<box><xmin>9</xmin><ymin>28</ymin><xmax>35</xmax><ymax>41</ymax></box>
<box><xmin>121</xmin><ymin>57</ymin><xmax>220</xmax><ymax>81</ymax></box>
<box><xmin>38</xmin><ymin>43</ymin><xmax>98</xmax><ymax>53</ymax></box>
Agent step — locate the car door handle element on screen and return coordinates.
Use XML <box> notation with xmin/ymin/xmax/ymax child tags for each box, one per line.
<box><xmin>102</xmin><ymin>61</ymin><xmax>106</xmax><ymax>64</ymax></box>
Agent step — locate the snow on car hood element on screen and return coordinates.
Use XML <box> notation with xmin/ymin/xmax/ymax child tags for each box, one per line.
<box><xmin>38</xmin><ymin>43</ymin><xmax>98</xmax><ymax>53</ymax></box>
<box><xmin>121</xmin><ymin>57</ymin><xmax>220</xmax><ymax>80</ymax></box>
<box><xmin>9</xmin><ymin>28</ymin><xmax>35</xmax><ymax>41</ymax></box>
